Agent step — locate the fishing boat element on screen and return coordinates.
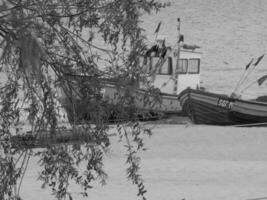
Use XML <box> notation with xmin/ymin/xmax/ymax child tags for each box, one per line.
<box><xmin>57</xmin><ymin>18</ymin><xmax>202</xmax><ymax>123</ymax></box>
<box><xmin>178</xmin><ymin>56</ymin><xmax>267</xmax><ymax>126</ymax></box>
<box><xmin>178</xmin><ymin>88</ymin><xmax>267</xmax><ymax>126</ymax></box>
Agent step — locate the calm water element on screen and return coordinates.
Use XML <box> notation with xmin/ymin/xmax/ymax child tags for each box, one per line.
<box><xmin>18</xmin><ymin>3</ymin><xmax>267</xmax><ymax>200</ymax></box>
<box><xmin>142</xmin><ymin>0</ymin><xmax>267</xmax><ymax>98</ymax></box>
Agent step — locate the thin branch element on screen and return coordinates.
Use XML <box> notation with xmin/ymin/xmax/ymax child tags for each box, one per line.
<box><xmin>0</xmin><ymin>5</ymin><xmax>20</xmax><ymax>13</ymax></box>
<box><xmin>17</xmin><ymin>150</ymin><xmax>31</xmax><ymax>196</ymax></box>
<box><xmin>58</xmin><ymin>24</ymin><xmax>114</xmax><ymax>54</ymax></box>
<box><xmin>14</xmin><ymin>150</ymin><xmax>26</xmax><ymax>166</ymax></box>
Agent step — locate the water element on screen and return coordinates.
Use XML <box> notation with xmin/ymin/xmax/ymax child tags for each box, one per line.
<box><xmin>141</xmin><ymin>0</ymin><xmax>267</xmax><ymax>98</ymax></box>
<box><xmin>22</xmin><ymin>125</ymin><xmax>267</xmax><ymax>200</ymax></box>
<box><xmin>18</xmin><ymin>3</ymin><xmax>267</xmax><ymax>199</ymax></box>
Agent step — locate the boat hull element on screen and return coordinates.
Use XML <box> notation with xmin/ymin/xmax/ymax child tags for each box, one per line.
<box><xmin>58</xmin><ymin>80</ymin><xmax>182</xmax><ymax>123</ymax></box>
<box><xmin>178</xmin><ymin>88</ymin><xmax>267</xmax><ymax>126</ymax></box>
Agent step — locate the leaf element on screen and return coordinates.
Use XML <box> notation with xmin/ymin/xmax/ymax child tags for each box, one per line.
<box><xmin>0</xmin><ymin>1</ymin><xmax>8</xmax><ymax>12</ymax></box>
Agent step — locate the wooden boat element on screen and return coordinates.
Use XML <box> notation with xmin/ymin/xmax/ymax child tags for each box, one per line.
<box><xmin>57</xmin><ymin>76</ymin><xmax>183</xmax><ymax>123</ymax></box>
<box><xmin>57</xmin><ymin>19</ymin><xmax>203</xmax><ymax>123</ymax></box>
<box><xmin>57</xmin><ymin>46</ymin><xmax>201</xmax><ymax>123</ymax></box>
<box><xmin>178</xmin><ymin>88</ymin><xmax>267</xmax><ymax>126</ymax></box>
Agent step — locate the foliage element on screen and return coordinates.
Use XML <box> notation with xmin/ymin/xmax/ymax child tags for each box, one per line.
<box><xmin>0</xmin><ymin>0</ymin><xmax>169</xmax><ymax>199</ymax></box>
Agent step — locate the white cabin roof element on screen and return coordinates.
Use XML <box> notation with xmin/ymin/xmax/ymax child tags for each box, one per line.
<box><xmin>172</xmin><ymin>49</ymin><xmax>202</xmax><ymax>59</ymax></box>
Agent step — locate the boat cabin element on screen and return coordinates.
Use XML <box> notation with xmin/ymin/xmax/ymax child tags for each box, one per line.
<box><xmin>142</xmin><ymin>48</ymin><xmax>201</xmax><ymax>95</ymax></box>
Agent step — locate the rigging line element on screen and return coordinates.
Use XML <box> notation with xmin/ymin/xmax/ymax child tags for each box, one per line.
<box><xmin>232</xmin><ymin>58</ymin><xmax>254</xmax><ymax>95</ymax></box>
<box><xmin>238</xmin><ymin>55</ymin><xmax>264</xmax><ymax>91</ymax></box>
<box><xmin>239</xmin><ymin>80</ymin><xmax>258</xmax><ymax>95</ymax></box>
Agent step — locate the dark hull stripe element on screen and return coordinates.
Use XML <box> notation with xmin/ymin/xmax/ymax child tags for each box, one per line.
<box><xmin>232</xmin><ymin>111</ymin><xmax>267</xmax><ymax>124</ymax></box>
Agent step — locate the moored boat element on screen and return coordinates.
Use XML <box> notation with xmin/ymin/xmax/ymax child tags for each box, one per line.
<box><xmin>57</xmin><ymin>18</ymin><xmax>203</xmax><ymax>123</ymax></box>
<box><xmin>178</xmin><ymin>88</ymin><xmax>267</xmax><ymax>126</ymax></box>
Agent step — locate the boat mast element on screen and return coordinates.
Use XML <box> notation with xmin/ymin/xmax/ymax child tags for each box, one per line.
<box><xmin>173</xmin><ymin>18</ymin><xmax>181</xmax><ymax>94</ymax></box>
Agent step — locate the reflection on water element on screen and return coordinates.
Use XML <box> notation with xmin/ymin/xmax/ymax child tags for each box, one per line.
<box><xmin>142</xmin><ymin>0</ymin><xmax>267</xmax><ymax>98</ymax></box>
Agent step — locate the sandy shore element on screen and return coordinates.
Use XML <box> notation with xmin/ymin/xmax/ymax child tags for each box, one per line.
<box><xmin>20</xmin><ymin>124</ymin><xmax>267</xmax><ymax>200</ymax></box>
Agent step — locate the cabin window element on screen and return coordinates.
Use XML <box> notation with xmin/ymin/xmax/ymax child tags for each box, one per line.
<box><xmin>142</xmin><ymin>57</ymin><xmax>173</xmax><ymax>75</ymax></box>
<box><xmin>159</xmin><ymin>57</ymin><xmax>172</xmax><ymax>75</ymax></box>
<box><xmin>176</xmin><ymin>59</ymin><xmax>188</xmax><ymax>74</ymax></box>
<box><xmin>141</xmin><ymin>57</ymin><xmax>153</xmax><ymax>73</ymax></box>
<box><xmin>188</xmin><ymin>59</ymin><xmax>200</xmax><ymax>74</ymax></box>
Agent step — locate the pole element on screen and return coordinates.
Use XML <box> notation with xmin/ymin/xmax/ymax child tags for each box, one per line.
<box><xmin>173</xmin><ymin>18</ymin><xmax>181</xmax><ymax>94</ymax></box>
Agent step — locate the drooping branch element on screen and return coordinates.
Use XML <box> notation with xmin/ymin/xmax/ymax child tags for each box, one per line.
<box><xmin>0</xmin><ymin>0</ymin><xmax>170</xmax><ymax>199</ymax></box>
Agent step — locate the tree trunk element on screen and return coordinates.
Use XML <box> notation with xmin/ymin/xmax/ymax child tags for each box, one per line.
<box><xmin>10</xmin><ymin>127</ymin><xmax>110</xmax><ymax>149</ymax></box>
